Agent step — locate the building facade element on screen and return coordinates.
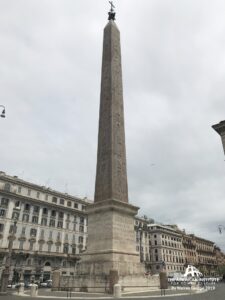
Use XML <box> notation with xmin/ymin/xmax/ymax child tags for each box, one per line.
<box><xmin>0</xmin><ymin>172</ymin><xmax>88</xmax><ymax>283</ymax></box>
<box><xmin>0</xmin><ymin>172</ymin><xmax>223</xmax><ymax>283</ymax></box>
<box><xmin>135</xmin><ymin>217</ymin><xmax>221</xmax><ymax>276</ymax></box>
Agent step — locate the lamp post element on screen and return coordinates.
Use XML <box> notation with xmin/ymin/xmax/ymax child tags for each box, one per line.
<box><xmin>138</xmin><ymin>226</ymin><xmax>143</xmax><ymax>263</ymax></box>
<box><xmin>0</xmin><ymin>105</ymin><xmax>5</xmax><ymax>118</ymax></box>
<box><xmin>0</xmin><ymin>210</ymin><xmax>19</xmax><ymax>293</ymax></box>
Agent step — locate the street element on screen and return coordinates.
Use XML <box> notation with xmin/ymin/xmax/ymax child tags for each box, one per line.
<box><xmin>1</xmin><ymin>283</ymin><xmax>225</xmax><ymax>300</ymax></box>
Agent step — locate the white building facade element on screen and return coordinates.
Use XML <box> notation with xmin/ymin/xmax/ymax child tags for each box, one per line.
<box><xmin>0</xmin><ymin>172</ymin><xmax>89</xmax><ymax>284</ymax></box>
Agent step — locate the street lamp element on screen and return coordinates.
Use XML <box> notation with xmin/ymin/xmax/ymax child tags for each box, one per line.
<box><xmin>0</xmin><ymin>105</ymin><xmax>5</xmax><ymax>118</ymax></box>
<box><xmin>0</xmin><ymin>209</ymin><xmax>20</xmax><ymax>293</ymax></box>
<box><xmin>138</xmin><ymin>225</ymin><xmax>143</xmax><ymax>263</ymax></box>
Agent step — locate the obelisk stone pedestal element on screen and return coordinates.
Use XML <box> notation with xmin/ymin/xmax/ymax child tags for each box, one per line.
<box><xmin>78</xmin><ymin>199</ymin><xmax>142</xmax><ymax>276</ymax></box>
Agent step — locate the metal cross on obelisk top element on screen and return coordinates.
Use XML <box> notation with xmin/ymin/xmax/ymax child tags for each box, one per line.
<box><xmin>108</xmin><ymin>1</ymin><xmax>116</xmax><ymax>21</ymax></box>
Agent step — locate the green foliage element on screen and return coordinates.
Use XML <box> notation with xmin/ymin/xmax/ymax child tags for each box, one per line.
<box><xmin>217</xmin><ymin>265</ymin><xmax>225</xmax><ymax>276</ymax></box>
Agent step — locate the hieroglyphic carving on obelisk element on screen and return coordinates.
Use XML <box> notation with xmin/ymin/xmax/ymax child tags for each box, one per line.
<box><xmin>94</xmin><ymin>7</ymin><xmax>128</xmax><ymax>204</ymax></box>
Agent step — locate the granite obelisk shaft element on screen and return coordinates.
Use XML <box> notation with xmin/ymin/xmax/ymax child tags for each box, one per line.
<box><xmin>94</xmin><ymin>20</ymin><xmax>128</xmax><ymax>203</ymax></box>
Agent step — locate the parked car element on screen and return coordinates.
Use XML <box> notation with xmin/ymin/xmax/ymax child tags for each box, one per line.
<box><xmin>39</xmin><ymin>280</ymin><xmax>52</xmax><ymax>288</ymax></box>
<box><xmin>40</xmin><ymin>282</ymin><xmax>48</xmax><ymax>287</ymax></box>
<box><xmin>7</xmin><ymin>283</ymin><xmax>20</xmax><ymax>289</ymax></box>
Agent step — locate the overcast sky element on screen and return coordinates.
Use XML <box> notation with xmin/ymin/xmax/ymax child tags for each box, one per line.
<box><xmin>1</xmin><ymin>0</ymin><xmax>225</xmax><ymax>251</ymax></box>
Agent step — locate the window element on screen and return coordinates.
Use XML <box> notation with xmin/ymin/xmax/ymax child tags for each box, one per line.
<box><xmin>27</xmin><ymin>189</ymin><xmax>31</xmax><ymax>196</ymax></box>
<box><xmin>22</xmin><ymin>214</ymin><xmax>29</xmax><ymax>222</ymax></box>
<box><xmin>19</xmin><ymin>240</ymin><xmax>24</xmax><ymax>250</ymax></box>
<box><xmin>32</xmin><ymin>216</ymin><xmax>38</xmax><ymax>224</ymax></box>
<box><xmin>66</xmin><ymin>222</ymin><xmax>69</xmax><ymax>230</ymax></box>
<box><xmin>45</xmin><ymin>194</ymin><xmax>48</xmax><ymax>201</ymax></box>
<box><xmin>155</xmin><ymin>240</ymin><xmax>157</xmax><ymax>246</ymax></box>
<box><xmin>67</xmin><ymin>201</ymin><xmax>71</xmax><ymax>207</ymax></box>
<box><xmin>40</xmin><ymin>229</ymin><xmax>45</xmax><ymax>238</ymax></box>
<box><xmin>49</xmin><ymin>231</ymin><xmax>53</xmax><ymax>239</ymax></box>
<box><xmin>65</xmin><ymin>234</ymin><xmax>68</xmax><ymax>241</ymax></box>
<box><xmin>57</xmin><ymin>221</ymin><xmax>63</xmax><ymax>228</ymax></box>
<box><xmin>0</xmin><ymin>210</ymin><xmax>6</xmax><ymax>217</ymax></box>
<box><xmin>82</xmin><ymin>205</ymin><xmax>85</xmax><ymax>211</ymax></box>
<box><xmin>41</xmin><ymin>218</ymin><xmax>47</xmax><ymax>226</ymax></box>
<box><xmin>43</xmin><ymin>208</ymin><xmax>48</xmax><ymax>215</ymax></box>
<box><xmin>74</xmin><ymin>203</ymin><xmax>78</xmax><ymax>209</ymax></box>
<box><xmin>59</xmin><ymin>212</ymin><xmax>64</xmax><ymax>219</ymax></box>
<box><xmin>30</xmin><ymin>228</ymin><xmax>37</xmax><ymax>237</ymax></box>
<box><xmin>12</xmin><ymin>211</ymin><xmax>19</xmax><ymax>220</ymax></box>
<box><xmin>4</xmin><ymin>183</ymin><xmax>11</xmax><ymax>192</ymax></box>
<box><xmin>51</xmin><ymin>210</ymin><xmax>56</xmax><ymax>217</ymax></box>
<box><xmin>33</xmin><ymin>206</ymin><xmax>39</xmax><ymax>213</ymax></box>
<box><xmin>48</xmin><ymin>244</ymin><xmax>52</xmax><ymax>252</ymax></box>
<box><xmin>49</xmin><ymin>219</ymin><xmax>55</xmax><ymax>227</ymax></box>
<box><xmin>52</xmin><ymin>197</ymin><xmax>57</xmax><ymax>203</ymax></box>
<box><xmin>24</xmin><ymin>204</ymin><xmax>30</xmax><ymax>211</ymax></box>
<box><xmin>18</xmin><ymin>186</ymin><xmax>22</xmax><ymax>193</ymax></box>
<box><xmin>79</xmin><ymin>226</ymin><xmax>84</xmax><ymax>232</ymax></box>
<box><xmin>72</xmin><ymin>235</ymin><xmax>76</xmax><ymax>243</ymax></box>
<box><xmin>39</xmin><ymin>243</ymin><xmax>43</xmax><ymax>251</ymax></box>
<box><xmin>63</xmin><ymin>244</ymin><xmax>69</xmax><ymax>253</ymax></box>
<box><xmin>15</xmin><ymin>201</ymin><xmax>20</xmax><ymax>208</ymax></box>
<box><xmin>80</xmin><ymin>217</ymin><xmax>84</xmax><ymax>224</ymax></box>
<box><xmin>56</xmin><ymin>246</ymin><xmax>60</xmax><ymax>253</ymax></box>
<box><xmin>0</xmin><ymin>224</ymin><xmax>4</xmax><ymax>232</ymax></box>
<box><xmin>57</xmin><ymin>232</ymin><xmax>61</xmax><ymax>240</ymax></box>
<box><xmin>78</xmin><ymin>236</ymin><xmax>83</xmax><ymax>244</ymax></box>
<box><xmin>37</xmin><ymin>192</ymin><xmax>40</xmax><ymax>199</ymax></box>
<box><xmin>1</xmin><ymin>198</ymin><xmax>9</xmax><ymax>207</ymax></box>
<box><xmin>21</xmin><ymin>227</ymin><xmax>26</xmax><ymax>235</ymax></box>
<box><xmin>62</xmin><ymin>261</ymin><xmax>67</xmax><ymax>267</ymax></box>
<box><xmin>72</xmin><ymin>247</ymin><xmax>76</xmax><ymax>255</ymax></box>
<box><xmin>29</xmin><ymin>241</ymin><xmax>34</xmax><ymax>251</ymax></box>
<box><xmin>60</xmin><ymin>198</ymin><xmax>64</xmax><ymax>205</ymax></box>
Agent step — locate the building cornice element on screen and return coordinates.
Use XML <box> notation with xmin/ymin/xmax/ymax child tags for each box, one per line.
<box><xmin>0</xmin><ymin>188</ymin><xmax>88</xmax><ymax>215</ymax></box>
<box><xmin>0</xmin><ymin>172</ymin><xmax>92</xmax><ymax>205</ymax></box>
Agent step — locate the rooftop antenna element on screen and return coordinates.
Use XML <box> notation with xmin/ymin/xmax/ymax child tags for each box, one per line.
<box><xmin>108</xmin><ymin>1</ymin><xmax>116</xmax><ymax>21</ymax></box>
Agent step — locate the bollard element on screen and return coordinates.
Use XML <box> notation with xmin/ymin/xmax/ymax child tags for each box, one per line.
<box><xmin>113</xmin><ymin>284</ymin><xmax>121</xmax><ymax>298</ymax></box>
<box><xmin>30</xmin><ymin>284</ymin><xmax>38</xmax><ymax>297</ymax></box>
<box><xmin>18</xmin><ymin>283</ymin><xmax>24</xmax><ymax>295</ymax></box>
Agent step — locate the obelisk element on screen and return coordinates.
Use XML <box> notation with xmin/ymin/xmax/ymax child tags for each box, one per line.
<box><xmin>94</xmin><ymin>6</ymin><xmax>128</xmax><ymax>204</ymax></box>
<box><xmin>78</xmin><ymin>4</ymin><xmax>143</xmax><ymax>278</ymax></box>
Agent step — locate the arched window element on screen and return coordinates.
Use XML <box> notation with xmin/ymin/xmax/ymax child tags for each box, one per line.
<box><xmin>45</xmin><ymin>262</ymin><xmax>51</xmax><ymax>267</ymax></box>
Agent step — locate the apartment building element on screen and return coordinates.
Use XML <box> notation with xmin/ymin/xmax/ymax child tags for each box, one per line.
<box><xmin>0</xmin><ymin>172</ymin><xmax>89</xmax><ymax>283</ymax></box>
<box><xmin>195</xmin><ymin>235</ymin><xmax>217</xmax><ymax>275</ymax></box>
<box><xmin>135</xmin><ymin>217</ymin><xmax>185</xmax><ymax>275</ymax></box>
<box><xmin>135</xmin><ymin>217</ymin><xmax>221</xmax><ymax>276</ymax></box>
